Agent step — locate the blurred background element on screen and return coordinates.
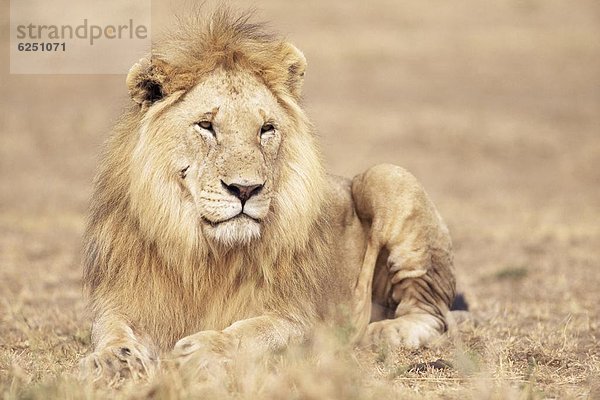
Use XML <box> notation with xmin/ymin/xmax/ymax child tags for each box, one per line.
<box><xmin>1</xmin><ymin>0</ymin><xmax>599</xmax><ymax>396</ymax></box>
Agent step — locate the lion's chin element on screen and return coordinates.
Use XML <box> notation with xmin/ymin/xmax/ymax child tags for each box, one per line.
<box><xmin>202</xmin><ymin>215</ymin><xmax>261</xmax><ymax>246</ymax></box>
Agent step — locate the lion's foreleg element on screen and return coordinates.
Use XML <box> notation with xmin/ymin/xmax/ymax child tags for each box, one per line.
<box><xmin>171</xmin><ymin>315</ymin><xmax>304</xmax><ymax>378</ymax></box>
<box><xmin>79</xmin><ymin>313</ymin><xmax>158</xmax><ymax>383</ymax></box>
<box><xmin>351</xmin><ymin>164</ymin><xmax>456</xmax><ymax>349</ymax></box>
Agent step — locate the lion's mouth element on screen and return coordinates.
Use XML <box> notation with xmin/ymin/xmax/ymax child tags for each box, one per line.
<box><xmin>201</xmin><ymin>213</ymin><xmax>262</xmax><ymax>227</ymax></box>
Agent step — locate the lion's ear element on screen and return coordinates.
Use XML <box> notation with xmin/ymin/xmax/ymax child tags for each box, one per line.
<box><xmin>280</xmin><ymin>42</ymin><xmax>307</xmax><ymax>100</ymax></box>
<box><xmin>126</xmin><ymin>56</ymin><xmax>169</xmax><ymax>106</ymax></box>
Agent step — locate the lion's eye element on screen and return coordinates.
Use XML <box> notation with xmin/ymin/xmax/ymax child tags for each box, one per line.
<box><xmin>260</xmin><ymin>124</ymin><xmax>275</xmax><ymax>135</ymax></box>
<box><xmin>195</xmin><ymin>121</ymin><xmax>213</xmax><ymax>132</ymax></box>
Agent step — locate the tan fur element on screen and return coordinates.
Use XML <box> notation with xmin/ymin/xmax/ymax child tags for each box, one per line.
<box><xmin>80</xmin><ymin>8</ymin><xmax>456</xmax><ymax>382</ymax></box>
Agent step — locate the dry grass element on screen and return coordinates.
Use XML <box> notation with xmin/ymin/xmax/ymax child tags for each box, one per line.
<box><xmin>1</xmin><ymin>0</ymin><xmax>599</xmax><ymax>398</ymax></box>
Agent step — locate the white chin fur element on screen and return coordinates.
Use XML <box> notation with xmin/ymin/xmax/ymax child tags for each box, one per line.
<box><xmin>203</xmin><ymin>216</ymin><xmax>261</xmax><ymax>246</ymax></box>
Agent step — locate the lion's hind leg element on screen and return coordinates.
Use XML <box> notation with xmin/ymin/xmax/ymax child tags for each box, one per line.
<box><xmin>365</xmin><ymin>313</ymin><xmax>443</xmax><ymax>349</ymax></box>
<box><xmin>365</xmin><ymin>261</ymin><xmax>455</xmax><ymax>349</ymax></box>
<box><xmin>352</xmin><ymin>164</ymin><xmax>456</xmax><ymax>349</ymax></box>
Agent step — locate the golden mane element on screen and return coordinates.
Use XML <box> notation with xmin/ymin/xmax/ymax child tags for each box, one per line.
<box><xmin>82</xmin><ymin>8</ymin><xmax>332</xmax><ymax>350</ymax></box>
<box><xmin>129</xmin><ymin>8</ymin><xmax>307</xmax><ymax>105</ymax></box>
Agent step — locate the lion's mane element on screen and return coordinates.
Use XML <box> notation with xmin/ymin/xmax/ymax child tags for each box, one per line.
<box><xmin>83</xmin><ymin>9</ymin><xmax>334</xmax><ymax>350</ymax></box>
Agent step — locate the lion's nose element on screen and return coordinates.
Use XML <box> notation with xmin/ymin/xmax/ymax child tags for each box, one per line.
<box><xmin>221</xmin><ymin>180</ymin><xmax>264</xmax><ymax>205</ymax></box>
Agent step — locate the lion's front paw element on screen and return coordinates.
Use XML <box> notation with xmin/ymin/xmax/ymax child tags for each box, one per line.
<box><xmin>362</xmin><ymin>314</ymin><xmax>443</xmax><ymax>350</ymax></box>
<box><xmin>170</xmin><ymin>330</ymin><xmax>235</xmax><ymax>381</ymax></box>
<box><xmin>79</xmin><ymin>342</ymin><xmax>157</xmax><ymax>384</ymax></box>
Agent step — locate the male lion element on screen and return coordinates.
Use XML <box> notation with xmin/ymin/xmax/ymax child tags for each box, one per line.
<box><xmin>81</xmin><ymin>10</ymin><xmax>457</xmax><ymax>381</ymax></box>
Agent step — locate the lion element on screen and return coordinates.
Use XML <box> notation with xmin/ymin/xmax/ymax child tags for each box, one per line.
<box><xmin>80</xmin><ymin>9</ymin><xmax>457</xmax><ymax>382</ymax></box>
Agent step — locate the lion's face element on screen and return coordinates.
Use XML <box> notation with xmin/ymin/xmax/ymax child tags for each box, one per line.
<box><xmin>125</xmin><ymin>36</ymin><xmax>326</xmax><ymax>255</ymax></box>
<box><xmin>134</xmin><ymin>69</ymin><xmax>292</xmax><ymax>246</ymax></box>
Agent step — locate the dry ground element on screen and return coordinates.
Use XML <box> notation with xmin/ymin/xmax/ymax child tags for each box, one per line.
<box><xmin>1</xmin><ymin>0</ymin><xmax>599</xmax><ymax>398</ymax></box>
